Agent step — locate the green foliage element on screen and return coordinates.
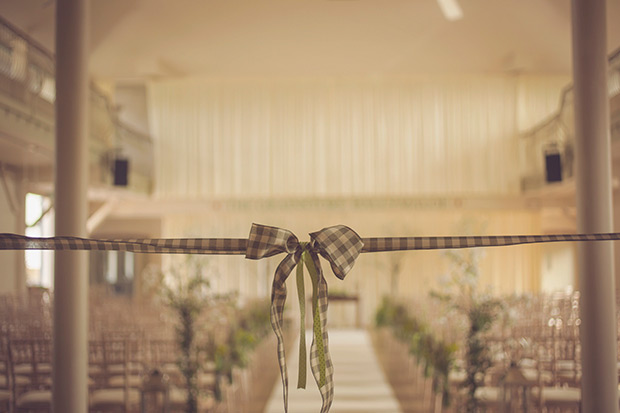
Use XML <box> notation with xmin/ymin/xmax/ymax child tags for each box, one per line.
<box><xmin>159</xmin><ymin>258</ymin><xmax>214</xmax><ymax>413</ymax></box>
<box><xmin>238</xmin><ymin>299</ymin><xmax>272</xmax><ymax>341</ymax></box>
<box><xmin>211</xmin><ymin>298</ymin><xmax>272</xmax><ymax>400</ymax></box>
<box><xmin>432</xmin><ymin>248</ymin><xmax>503</xmax><ymax>413</ymax></box>
<box><xmin>375</xmin><ymin>297</ymin><xmax>457</xmax><ymax>405</ymax></box>
<box><xmin>158</xmin><ymin>258</ymin><xmax>273</xmax><ymax>407</ymax></box>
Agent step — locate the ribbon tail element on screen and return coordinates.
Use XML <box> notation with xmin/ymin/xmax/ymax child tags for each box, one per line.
<box><xmin>305</xmin><ymin>251</ymin><xmax>335</xmax><ymax>413</ymax></box>
<box><xmin>296</xmin><ymin>255</ymin><xmax>307</xmax><ymax>389</ymax></box>
<box><xmin>270</xmin><ymin>252</ymin><xmax>301</xmax><ymax>413</ymax></box>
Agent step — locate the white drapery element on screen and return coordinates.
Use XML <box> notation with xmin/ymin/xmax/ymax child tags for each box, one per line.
<box><xmin>147</xmin><ymin>75</ymin><xmax>568</xmax><ymax>310</ymax></box>
<box><xmin>148</xmin><ymin>75</ymin><xmax>567</xmax><ymax>199</ymax></box>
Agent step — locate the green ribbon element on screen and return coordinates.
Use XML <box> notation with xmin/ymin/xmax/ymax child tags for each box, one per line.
<box><xmin>296</xmin><ymin>244</ymin><xmax>308</xmax><ymax>389</ymax></box>
<box><xmin>295</xmin><ymin>243</ymin><xmax>327</xmax><ymax>389</ymax></box>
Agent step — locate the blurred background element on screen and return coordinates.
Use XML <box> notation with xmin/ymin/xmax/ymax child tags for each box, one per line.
<box><xmin>0</xmin><ymin>0</ymin><xmax>619</xmax><ymax>412</ymax></box>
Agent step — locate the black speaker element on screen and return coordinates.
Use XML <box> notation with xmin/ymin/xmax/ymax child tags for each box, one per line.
<box><xmin>113</xmin><ymin>158</ymin><xmax>129</xmax><ymax>186</ymax></box>
<box><xmin>544</xmin><ymin>152</ymin><xmax>562</xmax><ymax>183</ymax></box>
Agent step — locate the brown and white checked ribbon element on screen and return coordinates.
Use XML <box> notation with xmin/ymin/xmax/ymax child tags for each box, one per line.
<box><xmin>3</xmin><ymin>228</ymin><xmax>620</xmax><ymax>413</ymax></box>
<box><xmin>245</xmin><ymin>224</ymin><xmax>364</xmax><ymax>413</ymax></box>
<box><xmin>4</xmin><ymin>231</ymin><xmax>620</xmax><ymax>254</ymax></box>
<box><xmin>0</xmin><ymin>232</ymin><xmax>249</xmax><ymax>254</ymax></box>
<box><xmin>360</xmin><ymin>232</ymin><xmax>620</xmax><ymax>252</ymax></box>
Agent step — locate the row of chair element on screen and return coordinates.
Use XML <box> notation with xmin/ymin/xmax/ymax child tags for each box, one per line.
<box><xmin>0</xmin><ymin>336</ymin><xmax>216</xmax><ymax>413</ymax></box>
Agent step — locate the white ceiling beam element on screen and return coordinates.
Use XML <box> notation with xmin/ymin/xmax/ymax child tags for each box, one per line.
<box><xmin>86</xmin><ymin>198</ymin><xmax>118</xmax><ymax>235</ymax></box>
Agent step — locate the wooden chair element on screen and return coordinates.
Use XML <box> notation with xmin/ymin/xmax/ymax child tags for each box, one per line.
<box><xmin>528</xmin><ymin>339</ymin><xmax>581</xmax><ymax>412</ymax></box>
<box><xmin>9</xmin><ymin>338</ymin><xmax>52</xmax><ymax>412</ymax></box>
<box><xmin>89</xmin><ymin>339</ymin><xmax>141</xmax><ymax>413</ymax></box>
<box><xmin>146</xmin><ymin>340</ymin><xmax>181</xmax><ymax>387</ymax></box>
<box><xmin>0</xmin><ymin>337</ymin><xmax>10</xmax><ymax>412</ymax></box>
<box><xmin>553</xmin><ymin>337</ymin><xmax>581</xmax><ymax>387</ymax></box>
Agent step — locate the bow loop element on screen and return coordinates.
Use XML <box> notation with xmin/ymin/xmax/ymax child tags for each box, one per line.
<box><xmin>246</xmin><ymin>223</ymin><xmax>299</xmax><ymax>259</ymax></box>
<box><xmin>310</xmin><ymin>225</ymin><xmax>364</xmax><ymax>280</ymax></box>
<box><xmin>245</xmin><ymin>223</ymin><xmax>364</xmax><ymax>413</ymax></box>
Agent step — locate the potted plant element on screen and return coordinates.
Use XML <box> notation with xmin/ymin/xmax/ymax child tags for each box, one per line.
<box><xmin>431</xmin><ymin>249</ymin><xmax>502</xmax><ymax>413</ymax></box>
<box><xmin>159</xmin><ymin>257</ymin><xmax>215</xmax><ymax>413</ymax></box>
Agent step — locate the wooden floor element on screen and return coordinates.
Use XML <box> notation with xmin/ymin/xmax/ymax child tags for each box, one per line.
<box><xmin>370</xmin><ymin>329</ymin><xmax>449</xmax><ymax>413</ymax></box>
<box><xmin>264</xmin><ymin>329</ymin><xmax>402</xmax><ymax>413</ymax></box>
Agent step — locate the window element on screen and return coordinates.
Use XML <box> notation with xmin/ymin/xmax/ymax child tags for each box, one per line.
<box><xmin>25</xmin><ymin>193</ymin><xmax>54</xmax><ymax>288</ymax></box>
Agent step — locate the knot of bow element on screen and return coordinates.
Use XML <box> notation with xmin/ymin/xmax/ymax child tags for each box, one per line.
<box><xmin>245</xmin><ymin>223</ymin><xmax>364</xmax><ymax>413</ymax></box>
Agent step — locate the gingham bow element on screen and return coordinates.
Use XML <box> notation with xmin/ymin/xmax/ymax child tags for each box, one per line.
<box><xmin>245</xmin><ymin>223</ymin><xmax>364</xmax><ymax>413</ymax></box>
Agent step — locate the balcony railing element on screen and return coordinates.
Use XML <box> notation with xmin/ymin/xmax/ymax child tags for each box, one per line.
<box><xmin>520</xmin><ymin>48</ymin><xmax>620</xmax><ymax>192</ymax></box>
<box><xmin>0</xmin><ymin>16</ymin><xmax>153</xmax><ymax>195</ymax></box>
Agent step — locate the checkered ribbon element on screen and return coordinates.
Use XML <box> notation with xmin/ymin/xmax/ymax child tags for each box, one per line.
<box><xmin>4</xmin><ymin>232</ymin><xmax>620</xmax><ymax>254</ymax></box>
<box><xmin>360</xmin><ymin>232</ymin><xmax>620</xmax><ymax>251</ymax></box>
<box><xmin>246</xmin><ymin>223</ymin><xmax>364</xmax><ymax>413</ymax></box>
<box><xmin>0</xmin><ymin>230</ymin><xmax>620</xmax><ymax>253</ymax></box>
<box><xmin>3</xmin><ymin>228</ymin><xmax>620</xmax><ymax>413</ymax></box>
<box><xmin>0</xmin><ymin>233</ymin><xmax>248</xmax><ymax>254</ymax></box>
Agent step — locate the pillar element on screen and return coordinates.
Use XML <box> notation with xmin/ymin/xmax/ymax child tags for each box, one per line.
<box><xmin>14</xmin><ymin>170</ymin><xmax>26</xmax><ymax>297</ymax></box>
<box><xmin>571</xmin><ymin>1</ymin><xmax>618</xmax><ymax>412</ymax></box>
<box><xmin>53</xmin><ymin>0</ymin><xmax>89</xmax><ymax>412</ymax></box>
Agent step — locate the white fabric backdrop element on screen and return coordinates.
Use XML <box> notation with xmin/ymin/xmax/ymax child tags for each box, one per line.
<box><xmin>148</xmin><ymin>75</ymin><xmax>567</xmax><ymax>199</ymax></box>
<box><xmin>147</xmin><ymin>75</ymin><xmax>568</xmax><ymax>314</ymax></box>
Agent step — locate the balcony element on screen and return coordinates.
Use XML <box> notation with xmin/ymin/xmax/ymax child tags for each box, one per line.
<box><xmin>519</xmin><ymin>48</ymin><xmax>620</xmax><ymax>193</ymax></box>
<box><xmin>0</xmin><ymin>16</ymin><xmax>153</xmax><ymax>196</ymax></box>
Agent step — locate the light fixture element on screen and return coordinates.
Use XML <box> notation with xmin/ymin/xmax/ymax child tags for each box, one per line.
<box><xmin>437</xmin><ymin>0</ymin><xmax>463</xmax><ymax>21</ymax></box>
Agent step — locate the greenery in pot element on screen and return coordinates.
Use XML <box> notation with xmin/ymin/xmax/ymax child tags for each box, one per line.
<box><xmin>158</xmin><ymin>257</ymin><xmax>217</xmax><ymax>413</ymax></box>
<box><xmin>154</xmin><ymin>259</ymin><xmax>273</xmax><ymax>409</ymax></box>
<box><xmin>375</xmin><ymin>297</ymin><xmax>457</xmax><ymax>405</ymax></box>
<box><xmin>211</xmin><ymin>298</ymin><xmax>272</xmax><ymax>401</ymax></box>
<box><xmin>431</xmin><ymin>248</ymin><xmax>503</xmax><ymax>413</ymax></box>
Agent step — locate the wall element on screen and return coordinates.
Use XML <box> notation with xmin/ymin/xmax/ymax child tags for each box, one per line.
<box><xmin>516</xmin><ymin>74</ymin><xmax>571</xmax><ymax>133</ymax></box>
<box><xmin>91</xmin><ymin>216</ymin><xmax>162</xmax><ymax>301</ymax></box>
<box><xmin>115</xmin><ymin>84</ymin><xmax>150</xmax><ymax>136</ymax></box>
<box><xmin>540</xmin><ymin>242</ymin><xmax>576</xmax><ymax>293</ymax></box>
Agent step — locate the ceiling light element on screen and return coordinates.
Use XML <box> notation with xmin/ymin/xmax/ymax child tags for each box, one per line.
<box><xmin>437</xmin><ymin>0</ymin><xmax>463</xmax><ymax>21</ymax></box>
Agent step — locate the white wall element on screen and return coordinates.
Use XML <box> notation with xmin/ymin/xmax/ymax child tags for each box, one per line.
<box><xmin>115</xmin><ymin>84</ymin><xmax>150</xmax><ymax>136</ymax></box>
<box><xmin>516</xmin><ymin>74</ymin><xmax>571</xmax><ymax>133</ymax></box>
<box><xmin>540</xmin><ymin>243</ymin><xmax>576</xmax><ymax>293</ymax></box>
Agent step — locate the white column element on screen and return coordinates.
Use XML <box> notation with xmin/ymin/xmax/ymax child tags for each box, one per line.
<box><xmin>571</xmin><ymin>1</ymin><xmax>618</xmax><ymax>412</ymax></box>
<box><xmin>14</xmin><ymin>170</ymin><xmax>26</xmax><ymax>297</ymax></box>
<box><xmin>54</xmin><ymin>0</ymin><xmax>89</xmax><ymax>412</ymax></box>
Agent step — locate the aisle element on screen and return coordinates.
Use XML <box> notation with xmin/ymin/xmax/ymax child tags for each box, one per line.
<box><xmin>264</xmin><ymin>329</ymin><xmax>402</xmax><ymax>413</ymax></box>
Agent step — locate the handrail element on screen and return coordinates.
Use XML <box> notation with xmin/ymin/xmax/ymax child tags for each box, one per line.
<box><xmin>521</xmin><ymin>46</ymin><xmax>620</xmax><ymax>139</ymax></box>
<box><xmin>116</xmin><ymin>122</ymin><xmax>152</xmax><ymax>144</ymax></box>
<box><xmin>0</xmin><ymin>15</ymin><xmax>54</xmax><ymax>61</ymax></box>
<box><xmin>0</xmin><ymin>14</ymin><xmax>154</xmax><ymax>193</ymax></box>
<box><xmin>0</xmin><ymin>14</ymin><xmax>152</xmax><ymax>148</ymax></box>
<box><xmin>519</xmin><ymin>47</ymin><xmax>620</xmax><ymax>191</ymax></box>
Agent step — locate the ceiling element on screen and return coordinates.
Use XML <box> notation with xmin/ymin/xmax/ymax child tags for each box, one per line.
<box><xmin>1</xmin><ymin>0</ymin><xmax>620</xmax><ymax>82</ymax></box>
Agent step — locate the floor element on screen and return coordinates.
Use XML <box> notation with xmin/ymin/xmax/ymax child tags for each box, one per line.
<box><xmin>264</xmin><ymin>329</ymin><xmax>402</xmax><ymax>413</ymax></box>
<box><xmin>370</xmin><ymin>329</ymin><xmax>444</xmax><ymax>413</ymax></box>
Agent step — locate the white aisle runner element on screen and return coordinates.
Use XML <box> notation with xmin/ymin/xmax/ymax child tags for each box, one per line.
<box><xmin>264</xmin><ymin>329</ymin><xmax>402</xmax><ymax>413</ymax></box>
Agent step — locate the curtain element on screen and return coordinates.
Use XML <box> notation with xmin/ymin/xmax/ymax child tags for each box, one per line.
<box><xmin>148</xmin><ymin>75</ymin><xmax>568</xmax><ymax>198</ymax></box>
<box><xmin>148</xmin><ymin>74</ymin><xmax>569</xmax><ymax>309</ymax></box>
